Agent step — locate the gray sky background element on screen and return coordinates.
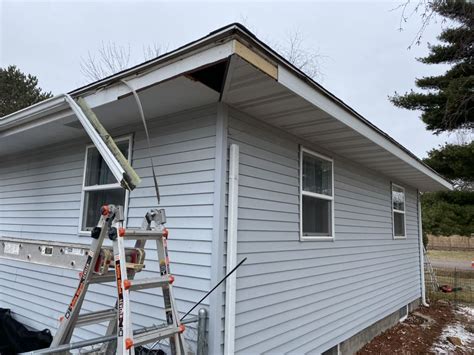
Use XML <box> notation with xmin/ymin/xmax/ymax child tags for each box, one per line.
<box><xmin>1</xmin><ymin>0</ymin><xmax>456</xmax><ymax>158</ymax></box>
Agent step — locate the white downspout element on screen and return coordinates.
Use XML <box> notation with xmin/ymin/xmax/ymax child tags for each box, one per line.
<box><xmin>224</xmin><ymin>144</ymin><xmax>239</xmax><ymax>355</ymax></box>
<box><xmin>417</xmin><ymin>191</ymin><xmax>429</xmax><ymax>307</ymax></box>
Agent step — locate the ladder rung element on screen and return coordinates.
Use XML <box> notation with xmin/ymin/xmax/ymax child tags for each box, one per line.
<box><xmin>76</xmin><ymin>308</ymin><xmax>117</xmax><ymax>327</ymax></box>
<box><xmin>133</xmin><ymin>325</ymin><xmax>181</xmax><ymax>346</ymax></box>
<box><xmin>90</xmin><ymin>271</ymin><xmax>135</xmax><ymax>284</ymax></box>
<box><xmin>90</xmin><ymin>273</ymin><xmax>116</xmax><ymax>284</ymax></box>
<box><xmin>125</xmin><ymin>275</ymin><xmax>174</xmax><ymax>291</ymax></box>
<box><xmin>122</xmin><ymin>229</ymin><xmax>165</xmax><ymax>240</ymax></box>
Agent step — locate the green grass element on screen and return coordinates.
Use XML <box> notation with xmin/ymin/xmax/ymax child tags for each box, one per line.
<box><xmin>427</xmin><ymin>250</ymin><xmax>473</xmax><ymax>262</ymax></box>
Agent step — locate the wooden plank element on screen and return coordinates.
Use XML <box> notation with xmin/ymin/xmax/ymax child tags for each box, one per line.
<box><xmin>233</xmin><ymin>40</ymin><xmax>278</xmax><ymax>80</ymax></box>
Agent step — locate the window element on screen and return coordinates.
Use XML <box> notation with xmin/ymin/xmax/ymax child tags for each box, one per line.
<box><xmin>79</xmin><ymin>137</ymin><xmax>131</xmax><ymax>233</ymax></box>
<box><xmin>300</xmin><ymin>147</ymin><xmax>334</xmax><ymax>240</ymax></box>
<box><xmin>399</xmin><ymin>305</ymin><xmax>408</xmax><ymax>322</ymax></box>
<box><xmin>392</xmin><ymin>183</ymin><xmax>406</xmax><ymax>238</ymax></box>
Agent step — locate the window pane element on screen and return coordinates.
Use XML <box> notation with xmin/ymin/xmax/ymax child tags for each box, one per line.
<box><xmin>303</xmin><ymin>195</ymin><xmax>332</xmax><ymax>236</ymax></box>
<box><xmin>392</xmin><ymin>185</ymin><xmax>405</xmax><ymax>211</ymax></box>
<box><xmin>394</xmin><ymin>211</ymin><xmax>405</xmax><ymax>237</ymax></box>
<box><xmin>82</xmin><ymin>189</ymin><xmax>126</xmax><ymax>231</ymax></box>
<box><xmin>85</xmin><ymin>141</ymin><xmax>129</xmax><ymax>186</ymax></box>
<box><xmin>303</xmin><ymin>152</ymin><xmax>332</xmax><ymax>196</ymax></box>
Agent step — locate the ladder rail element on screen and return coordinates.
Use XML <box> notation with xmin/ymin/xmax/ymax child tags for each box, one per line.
<box><xmin>51</xmin><ymin>217</ymin><xmax>109</xmax><ymax>346</ymax></box>
<box><xmin>45</xmin><ymin>205</ymin><xmax>190</xmax><ymax>355</ymax></box>
<box><xmin>423</xmin><ymin>246</ymin><xmax>439</xmax><ymax>292</ymax></box>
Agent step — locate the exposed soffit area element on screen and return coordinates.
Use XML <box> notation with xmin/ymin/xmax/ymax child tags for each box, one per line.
<box><xmin>0</xmin><ymin>76</ymin><xmax>219</xmax><ymax>157</ymax></box>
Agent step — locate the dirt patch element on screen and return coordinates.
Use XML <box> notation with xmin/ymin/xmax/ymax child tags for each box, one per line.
<box><xmin>357</xmin><ymin>301</ymin><xmax>455</xmax><ymax>354</ymax></box>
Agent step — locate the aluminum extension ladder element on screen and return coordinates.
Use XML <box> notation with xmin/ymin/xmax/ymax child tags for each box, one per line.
<box><xmin>46</xmin><ymin>204</ymin><xmax>189</xmax><ymax>354</ymax></box>
<box><xmin>423</xmin><ymin>246</ymin><xmax>439</xmax><ymax>292</ymax></box>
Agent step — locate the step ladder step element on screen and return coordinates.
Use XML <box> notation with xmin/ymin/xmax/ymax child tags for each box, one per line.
<box><xmin>133</xmin><ymin>325</ymin><xmax>182</xmax><ymax>347</ymax></box>
<box><xmin>121</xmin><ymin>229</ymin><xmax>166</xmax><ymax>240</ymax></box>
<box><xmin>90</xmin><ymin>271</ymin><xmax>136</xmax><ymax>284</ymax></box>
<box><xmin>76</xmin><ymin>308</ymin><xmax>117</xmax><ymax>327</ymax></box>
<box><xmin>125</xmin><ymin>275</ymin><xmax>174</xmax><ymax>291</ymax></box>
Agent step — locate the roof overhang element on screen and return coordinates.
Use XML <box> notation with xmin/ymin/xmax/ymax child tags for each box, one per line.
<box><xmin>0</xmin><ymin>24</ymin><xmax>452</xmax><ymax>192</ymax></box>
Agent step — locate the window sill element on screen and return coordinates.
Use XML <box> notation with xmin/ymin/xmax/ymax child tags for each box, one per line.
<box><xmin>300</xmin><ymin>235</ymin><xmax>335</xmax><ymax>242</ymax></box>
<box><xmin>393</xmin><ymin>235</ymin><xmax>407</xmax><ymax>240</ymax></box>
<box><xmin>79</xmin><ymin>231</ymin><xmax>92</xmax><ymax>237</ymax></box>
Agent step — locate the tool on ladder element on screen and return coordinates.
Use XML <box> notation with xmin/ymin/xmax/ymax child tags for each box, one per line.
<box><xmin>46</xmin><ymin>204</ymin><xmax>189</xmax><ymax>354</ymax></box>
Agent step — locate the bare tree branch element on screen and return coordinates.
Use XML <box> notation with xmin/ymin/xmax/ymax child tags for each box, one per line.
<box><xmin>143</xmin><ymin>43</ymin><xmax>168</xmax><ymax>61</ymax></box>
<box><xmin>392</xmin><ymin>0</ymin><xmax>444</xmax><ymax>48</ymax></box>
<box><xmin>80</xmin><ymin>41</ymin><xmax>167</xmax><ymax>82</ymax></box>
<box><xmin>272</xmin><ymin>29</ymin><xmax>324</xmax><ymax>79</ymax></box>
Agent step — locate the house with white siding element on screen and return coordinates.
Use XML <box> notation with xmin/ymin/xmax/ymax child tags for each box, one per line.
<box><xmin>0</xmin><ymin>24</ymin><xmax>452</xmax><ymax>354</ymax></box>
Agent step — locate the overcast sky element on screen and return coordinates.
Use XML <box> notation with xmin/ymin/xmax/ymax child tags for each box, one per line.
<box><xmin>0</xmin><ymin>0</ymin><xmax>455</xmax><ymax>158</ymax></box>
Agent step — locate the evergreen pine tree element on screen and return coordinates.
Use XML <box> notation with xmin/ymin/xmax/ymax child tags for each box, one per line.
<box><xmin>391</xmin><ymin>0</ymin><xmax>473</xmax><ymax>133</ymax></box>
<box><xmin>0</xmin><ymin>65</ymin><xmax>53</xmax><ymax>117</ymax></box>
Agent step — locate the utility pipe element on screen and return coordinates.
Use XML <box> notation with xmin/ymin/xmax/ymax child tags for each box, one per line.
<box><xmin>417</xmin><ymin>191</ymin><xmax>429</xmax><ymax>307</ymax></box>
<box><xmin>224</xmin><ymin>144</ymin><xmax>240</xmax><ymax>355</ymax></box>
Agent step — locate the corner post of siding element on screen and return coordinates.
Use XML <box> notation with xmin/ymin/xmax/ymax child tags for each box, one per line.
<box><xmin>224</xmin><ymin>143</ymin><xmax>239</xmax><ymax>355</ymax></box>
<box><xmin>209</xmin><ymin>102</ymin><xmax>229</xmax><ymax>354</ymax></box>
<box><xmin>417</xmin><ymin>190</ymin><xmax>428</xmax><ymax>307</ymax></box>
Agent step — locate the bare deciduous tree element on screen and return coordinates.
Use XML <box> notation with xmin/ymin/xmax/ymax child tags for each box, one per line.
<box><xmin>274</xmin><ymin>29</ymin><xmax>323</xmax><ymax>80</ymax></box>
<box><xmin>237</xmin><ymin>15</ymin><xmax>323</xmax><ymax>79</ymax></box>
<box><xmin>80</xmin><ymin>26</ymin><xmax>322</xmax><ymax>82</ymax></box>
<box><xmin>143</xmin><ymin>43</ymin><xmax>168</xmax><ymax>61</ymax></box>
<box><xmin>80</xmin><ymin>42</ymin><xmax>166</xmax><ymax>82</ymax></box>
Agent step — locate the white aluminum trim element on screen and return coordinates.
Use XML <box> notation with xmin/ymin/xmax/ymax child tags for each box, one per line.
<box><xmin>209</xmin><ymin>103</ymin><xmax>228</xmax><ymax>354</ymax></box>
<box><xmin>278</xmin><ymin>66</ymin><xmax>452</xmax><ymax>191</ymax></box>
<box><xmin>0</xmin><ymin>94</ymin><xmax>68</xmax><ymax>130</ymax></box>
<box><xmin>300</xmin><ymin>146</ymin><xmax>335</xmax><ymax>241</ymax></box>
<box><xmin>302</xmin><ymin>191</ymin><xmax>333</xmax><ymax>201</ymax></box>
<box><xmin>417</xmin><ymin>190</ymin><xmax>429</xmax><ymax>307</ymax></box>
<box><xmin>83</xmin><ymin>184</ymin><xmax>122</xmax><ymax>191</ymax></box>
<box><xmin>65</xmin><ymin>95</ymin><xmax>126</xmax><ymax>186</ymax></box>
<box><xmin>224</xmin><ymin>144</ymin><xmax>239</xmax><ymax>355</ymax></box>
<box><xmin>78</xmin><ymin>136</ymin><xmax>132</xmax><ymax>234</ymax></box>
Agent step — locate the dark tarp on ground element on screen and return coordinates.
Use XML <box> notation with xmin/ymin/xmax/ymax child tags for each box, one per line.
<box><xmin>0</xmin><ymin>308</ymin><xmax>52</xmax><ymax>354</ymax></box>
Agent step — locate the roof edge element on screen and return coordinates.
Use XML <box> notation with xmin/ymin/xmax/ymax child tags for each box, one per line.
<box><xmin>0</xmin><ymin>22</ymin><xmax>452</xmax><ymax>190</ymax></box>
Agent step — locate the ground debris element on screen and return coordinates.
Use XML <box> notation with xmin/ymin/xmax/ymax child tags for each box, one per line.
<box><xmin>447</xmin><ymin>336</ymin><xmax>463</xmax><ymax>346</ymax></box>
<box><xmin>431</xmin><ymin>304</ymin><xmax>474</xmax><ymax>354</ymax></box>
<box><xmin>358</xmin><ymin>301</ymin><xmax>455</xmax><ymax>354</ymax></box>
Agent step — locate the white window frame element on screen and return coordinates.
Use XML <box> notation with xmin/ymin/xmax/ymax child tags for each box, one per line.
<box><xmin>399</xmin><ymin>304</ymin><xmax>409</xmax><ymax>322</ymax></box>
<box><xmin>78</xmin><ymin>135</ymin><xmax>132</xmax><ymax>236</ymax></box>
<box><xmin>392</xmin><ymin>182</ymin><xmax>407</xmax><ymax>239</ymax></box>
<box><xmin>300</xmin><ymin>146</ymin><xmax>335</xmax><ymax>241</ymax></box>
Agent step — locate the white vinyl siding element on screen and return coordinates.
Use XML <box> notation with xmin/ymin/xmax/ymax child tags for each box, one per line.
<box><xmin>0</xmin><ymin>105</ymin><xmax>217</xmax><ymax>348</ymax></box>
<box><xmin>227</xmin><ymin>107</ymin><xmax>421</xmax><ymax>354</ymax></box>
